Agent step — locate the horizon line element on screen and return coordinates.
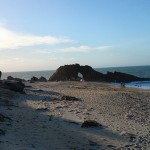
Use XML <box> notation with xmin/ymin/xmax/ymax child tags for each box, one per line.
<box><xmin>2</xmin><ymin>64</ymin><xmax>150</xmax><ymax>73</ymax></box>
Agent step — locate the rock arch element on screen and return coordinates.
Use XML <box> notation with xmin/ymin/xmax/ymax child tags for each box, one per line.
<box><xmin>49</xmin><ymin>64</ymin><xmax>150</xmax><ymax>82</ymax></box>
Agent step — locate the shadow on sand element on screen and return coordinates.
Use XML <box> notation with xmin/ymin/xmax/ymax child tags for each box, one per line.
<box><xmin>0</xmin><ymin>87</ymin><xmax>130</xmax><ymax>150</ymax></box>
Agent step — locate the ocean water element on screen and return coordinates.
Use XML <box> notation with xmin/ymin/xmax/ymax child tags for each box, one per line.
<box><xmin>113</xmin><ymin>81</ymin><xmax>150</xmax><ymax>90</ymax></box>
<box><xmin>1</xmin><ymin>65</ymin><xmax>150</xmax><ymax>89</ymax></box>
<box><xmin>1</xmin><ymin>70</ymin><xmax>55</xmax><ymax>80</ymax></box>
<box><xmin>126</xmin><ymin>81</ymin><xmax>150</xmax><ymax>89</ymax></box>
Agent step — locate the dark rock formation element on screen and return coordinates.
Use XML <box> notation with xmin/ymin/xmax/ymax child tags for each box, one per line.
<box><xmin>49</xmin><ymin>64</ymin><xmax>150</xmax><ymax>82</ymax></box>
<box><xmin>30</xmin><ymin>76</ymin><xmax>47</xmax><ymax>83</ymax></box>
<box><xmin>30</xmin><ymin>76</ymin><xmax>39</xmax><ymax>83</ymax></box>
<box><xmin>0</xmin><ymin>80</ymin><xmax>25</xmax><ymax>93</ymax></box>
<box><xmin>49</xmin><ymin>64</ymin><xmax>80</xmax><ymax>81</ymax></box>
<box><xmin>79</xmin><ymin>65</ymin><xmax>106</xmax><ymax>81</ymax></box>
<box><xmin>105</xmin><ymin>71</ymin><xmax>142</xmax><ymax>83</ymax></box>
<box><xmin>0</xmin><ymin>88</ymin><xmax>15</xmax><ymax>106</ymax></box>
<box><xmin>39</xmin><ymin>76</ymin><xmax>47</xmax><ymax>82</ymax></box>
<box><xmin>81</xmin><ymin>120</ymin><xmax>102</xmax><ymax>128</ymax></box>
<box><xmin>0</xmin><ymin>71</ymin><xmax>2</xmax><ymax>80</ymax></box>
<box><xmin>7</xmin><ymin>76</ymin><xmax>14</xmax><ymax>80</ymax></box>
<box><xmin>7</xmin><ymin>76</ymin><xmax>25</xmax><ymax>82</ymax></box>
<box><xmin>61</xmin><ymin>95</ymin><xmax>79</xmax><ymax>101</ymax></box>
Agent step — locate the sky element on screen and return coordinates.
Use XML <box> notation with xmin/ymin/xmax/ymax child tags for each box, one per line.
<box><xmin>0</xmin><ymin>0</ymin><xmax>150</xmax><ymax>72</ymax></box>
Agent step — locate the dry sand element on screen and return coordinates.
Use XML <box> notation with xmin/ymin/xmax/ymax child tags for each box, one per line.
<box><xmin>0</xmin><ymin>81</ymin><xmax>150</xmax><ymax>150</ymax></box>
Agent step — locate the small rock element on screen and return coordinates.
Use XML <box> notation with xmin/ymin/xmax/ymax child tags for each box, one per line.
<box><xmin>61</xmin><ymin>95</ymin><xmax>79</xmax><ymax>101</ymax></box>
<box><xmin>107</xmin><ymin>145</ymin><xmax>116</xmax><ymax>148</ymax></box>
<box><xmin>81</xmin><ymin>120</ymin><xmax>102</xmax><ymax>128</ymax></box>
<box><xmin>36</xmin><ymin>108</ymin><xmax>48</xmax><ymax>111</ymax></box>
<box><xmin>39</xmin><ymin>76</ymin><xmax>47</xmax><ymax>82</ymax></box>
<box><xmin>125</xmin><ymin>113</ymin><xmax>135</xmax><ymax>119</ymax></box>
<box><xmin>30</xmin><ymin>76</ymin><xmax>39</xmax><ymax>83</ymax></box>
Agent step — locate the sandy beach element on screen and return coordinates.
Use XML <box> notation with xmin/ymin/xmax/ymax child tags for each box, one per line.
<box><xmin>0</xmin><ymin>81</ymin><xmax>150</xmax><ymax>150</ymax></box>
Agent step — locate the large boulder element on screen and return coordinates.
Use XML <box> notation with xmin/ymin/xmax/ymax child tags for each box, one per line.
<box><xmin>49</xmin><ymin>64</ymin><xmax>150</xmax><ymax>82</ymax></box>
<box><xmin>30</xmin><ymin>76</ymin><xmax>39</xmax><ymax>83</ymax></box>
<box><xmin>0</xmin><ymin>87</ymin><xmax>15</xmax><ymax>106</ymax></box>
<box><xmin>0</xmin><ymin>80</ymin><xmax>25</xmax><ymax>93</ymax></box>
<box><xmin>39</xmin><ymin>76</ymin><xmax>47</xmax><ymax>82</ymax></box>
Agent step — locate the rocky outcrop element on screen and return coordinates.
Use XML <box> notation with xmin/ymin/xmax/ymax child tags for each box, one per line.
<box><xmin>49</xmin><ymin>64</ymin><xmax>150</xmax><ymax>82</ymax></box>
<box><xmin>105</xmin><ymin>71</ymin><xmax>141</xmax><ymax>82</ymax></box>
<box><xmin>30</xmin><ymin>76</ymin><xmax>39</xmax><ymax>83</ymax></box>
<box><xmin>30</xmin><ymin>76</ymin><xmax>47</xmax><ymax>83</ymax></box>
<box><xmin>0</xmin><ymin>80</ymin><xmax>25</xmax><ymax>93</ymax></box>
<box><xmin>81</xmin><ymin>120</ymin><xmax>102</xmax><ymax>128</ymax></box>
<box><xmin>0</xmin><ymin>71</ymin><xmax>2</xmax><ymax>80</ymax></box>
<box><xmin>39</xmin><ymin>76</ymin><xmax>47</xmax><ymax>82</ymax></box>
<box><xmin>79</xmin><ymin>65</ymin><xmax>106</xmax><ymax>81</ymax></box>
<box><xmin>49</xmin><ymin>64</ymin><xmax>80</xmax><ymax>81</ymax></box>
<box><xmin>7</xmin><ymin>76</ymin><xmax>26</xmax><ymax>82</ymax></box>
<box><xmin>61</xmin><ymin>95</ymin><xmax>80</xmax><ymax>101</ymax></box>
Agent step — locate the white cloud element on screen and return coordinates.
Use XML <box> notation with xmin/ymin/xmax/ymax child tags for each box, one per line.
<box><xmin>59</xmin><ymin>45</ymin><xmax>112</xmax><ymax>52</ymax></box>
<box><xmin>0</xmin><ymin>26</ymin><xmax>73</xmax><ymax>50</ymax></box>
<box><xmin>34</xmin><ymin>45</ymin><xmax>112</xmax><ymax>54</ymax></box>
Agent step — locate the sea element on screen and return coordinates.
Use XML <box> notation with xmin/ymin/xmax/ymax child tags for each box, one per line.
<box><xmin>1</xmin><ymin>65</ymin><xmax>150</xmax><ymax>89</ymax></box>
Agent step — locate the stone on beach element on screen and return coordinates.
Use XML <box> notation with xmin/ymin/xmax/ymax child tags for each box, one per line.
<box><xmin>0</xmin><ymin>80</ymin><xmax>25</xmax><ymax>93</ymax></box>
<box><xmin>39</xmin><ymin>76</ymin><xmax>47</xmax><ymax>82</ymax></box>
<box><xmin>81</xmin><ymin>120</ymin><xmax>102</xmax><ymax>128</ymax></box>
<box><xmin>30</xmin><ymin>76</ymin><xmax>39</xmax><ymax>83</ymax></box>
<box><xmin>61</xmin><ymin>95</ymin><xmax>79</xmax><ymax>101</ymax></box>
<box><xmin>30</xmin><ymin>76</ymin><xmax>47</xmax><ymax>82</ymax></box>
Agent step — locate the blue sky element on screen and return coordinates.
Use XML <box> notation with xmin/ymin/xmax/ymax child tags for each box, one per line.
<box><xmin>0</xmin><ymin>0</ymin><xmax>150</xmax><ymax>72</ymax></box>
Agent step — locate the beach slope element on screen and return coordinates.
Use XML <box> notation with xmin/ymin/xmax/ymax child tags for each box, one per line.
<box><xmin>0</xmin><ymin>81</ymin><xmax>150</xmax><ymax>149</ymax></box>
